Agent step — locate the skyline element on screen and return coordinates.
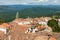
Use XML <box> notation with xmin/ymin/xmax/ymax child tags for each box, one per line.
<box><xmin>0</xmin><ymin>0</ymin><xmax>60</xmax><ymax>5</ymax></box>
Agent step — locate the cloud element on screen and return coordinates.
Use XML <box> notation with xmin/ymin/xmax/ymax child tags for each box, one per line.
<box><xmin>0</xmin><ymin>0</ymin><xmax>60</xmax><ymax>5</ymax></box>
<box><xmin>53</xmin><ymin>0</ymin><xmax>58</xmax><ymax>3</ymax></box>
<box><xmin>50</xmin><ymin>0</ymin><xmax>60</xmax><ymax>5</ymax></box>
<box><xmin>37</xmin><ymin>0</ymin><xmax>48</xmax><ymax>2</ymax></box>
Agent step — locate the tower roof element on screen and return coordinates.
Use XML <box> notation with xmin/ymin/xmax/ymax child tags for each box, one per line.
<box><xmin>16</xmin><ymin>12</ymin><xmax>19</xmax><ymax>19</ymax></box>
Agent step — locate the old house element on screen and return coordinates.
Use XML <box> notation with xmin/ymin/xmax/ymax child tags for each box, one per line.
<box><xmin>0</xmin><ymin>23</ymin><xmax>10</xmax><ymax>34</ymax></box>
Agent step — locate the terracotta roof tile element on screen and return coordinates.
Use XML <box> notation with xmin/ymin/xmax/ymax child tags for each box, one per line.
<box><xmin>0</xmin><ymin>23</ymin><xmax>10</xmax><ymax>29</ymax></box>
<box><xmin>37</xmin><ymin>26</ymin><xmax>46</xmax><ymax>31</ymax></box>
<box><xmin>49</xmin><ymin>37</ymin><xmax>56</xmax><ymax>40</ymax></box>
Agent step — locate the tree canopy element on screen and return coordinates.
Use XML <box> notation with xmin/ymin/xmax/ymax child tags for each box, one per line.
<box><xmin>47</xmin><ymin>19</ymin><xmax>60</xmax><ymax>32</ymax></box>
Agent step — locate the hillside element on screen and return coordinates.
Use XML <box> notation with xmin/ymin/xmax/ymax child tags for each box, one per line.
<box><xmin>19</xmin><ymin>5</ymin><xmax>60</xmax><ymax>18</ymax></box>
<box><xmin>0</xmin><ymin>5</ymin><xmax>60</xmax><ymax>22</ymax></box>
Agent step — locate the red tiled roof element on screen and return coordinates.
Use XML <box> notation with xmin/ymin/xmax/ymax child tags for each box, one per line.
<box><xmin>37</xmin><ymin>26</ymin><xmax>46</xmax><ymax>31</ymax></box>
<box><xmin>49</xmin><ymin>37</ymin><xmax>56</xmax><ymax>40</ymax></box>
<box><xmin>0</xmin><ymin>23</ymin><xmax>10</xmax><ymax>29</ymax></box>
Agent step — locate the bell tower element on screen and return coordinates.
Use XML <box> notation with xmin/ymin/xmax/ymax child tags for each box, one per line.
<box><xmin>16</xmin><ymin>12</ymin><xmax>19</xmax><ymax>19</ymax></box>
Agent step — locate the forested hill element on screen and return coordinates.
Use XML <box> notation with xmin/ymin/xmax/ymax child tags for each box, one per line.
<box><xmin>0</xmin><ymin>5</ymin><xmax>60</xmax><ymax>22</ymax></box>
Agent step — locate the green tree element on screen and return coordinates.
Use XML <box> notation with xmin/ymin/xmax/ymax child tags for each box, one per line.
<box><xmin>0</xmin><ymin>20</ymin><xmax>5</xmax><ymax>24</ymax></box>
<box><xmin>47</xmin><ymin>19</ymin><xmax>60</xmax><ymax>32</ymax></box>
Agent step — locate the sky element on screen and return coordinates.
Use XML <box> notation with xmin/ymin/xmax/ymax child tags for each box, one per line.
<box><xmin>0</xmin><ymin>0</ymin><xmax>60</xmax><ymax>5</ymax></box>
